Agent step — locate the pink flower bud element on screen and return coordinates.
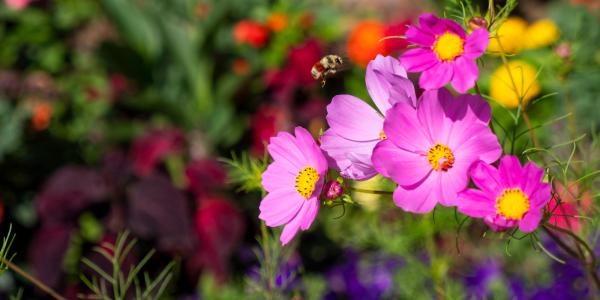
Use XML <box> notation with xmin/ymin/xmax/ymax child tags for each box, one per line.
<box><xmin>323</xmin><ymin>180</ymin><xmax>343</xmax><ymax>199</ymax></box>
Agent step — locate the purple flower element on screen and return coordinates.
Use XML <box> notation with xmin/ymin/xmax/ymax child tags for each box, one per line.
<box><xmin>464</xmin><ymin>260</ymin><xmax>501</xmax><ymax>298</ymax></box>
<box><xmin>260</xmin><ymin>127</ymin><xmax>328</xmax><ymax>245</ymax></box>
<box><xmin>456</xmin><ymin>156</ymin><xmax>551</xmax><ymax>232</ymax></box>
<box><xmin>400</xmin><ymin>13</ymin><xmax>489</xmax><ymax>93</ymax></box>
<box><xmin>320</xmin><ymin>55</ymin><xmax>416</xmax><ymax>180</ymax></box>
<box><xmin>372</xmin><ymin>88</ymin><xmax>501</xmax><ymax>213</ymax></box>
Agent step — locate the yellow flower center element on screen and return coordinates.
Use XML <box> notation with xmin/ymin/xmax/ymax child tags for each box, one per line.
<box><xmin>295</xmin><ymin>166</ymin><xmax>319</xmax><ymax>199</ymax></box>
<box><xmin>379</xmin><ymin>131</ymin><xmax>387</xmax><ymax>140</ymax></box>
<box><xmin>495</xmin><ymin>188</ymin><xmax>530</xmax><ymax>220</ymax></box>
<box><xmin>427</xmin><ymin>143</ymin><xmax>455</xmax><ymax>171</ymax></box>
<box><xmin>432</xmin><ymin>32</ymin><xmax>465</xmax><ymax>62</ymax></box>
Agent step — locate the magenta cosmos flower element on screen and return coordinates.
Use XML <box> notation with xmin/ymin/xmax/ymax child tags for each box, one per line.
<box><xmin>320</xmin><ymin>55</ymin><xmax>416</xmax><ymax>180</ymax></box>
<box><xmin>457</xmin><ymin>156</ymin><xmax>551</xmax><ymax>232</ymax></box>
<box><xmin>259</xmin><ymin>127</ymin><xmax>328</xmax><ymax>245</ymax></box>
<box><xmin>372</xmin><ymin>88</ymin><xmax>501</xmax><ymax>213</ymax></box>
<box><xmin>400</xmin><ymin>14</ymin><xmax>489</xmax><ymax>93</ymax></box>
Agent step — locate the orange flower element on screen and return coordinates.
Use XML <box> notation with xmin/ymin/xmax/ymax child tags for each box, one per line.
<box><xmin>233</xmin><ymin>20</ymin><xmax>269</xmax><ymax>48</ymax></box>
<box><xmin>347</xmin><ymin>21</ymin><xmax>389</xmax><ymax>67</ymax></box>
<box><xmin>267</xmin><ymin>13</ymin><xmax>288</xmax><ymax>32</ymax></box>
<box><xmin>31</xmin><ymin>101</ymin><xmax>53</xmax><ymax>131</ymax></box>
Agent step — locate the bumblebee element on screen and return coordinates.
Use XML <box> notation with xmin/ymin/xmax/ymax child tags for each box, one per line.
<box><xmin>311</xmin><ymin>55</ymin><xmax>343</xmax><ymax>87</ymax></box>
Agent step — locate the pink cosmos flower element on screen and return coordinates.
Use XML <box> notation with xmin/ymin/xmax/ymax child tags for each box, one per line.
<box><xmin>320</xmin><ymin>55</ymin><xmax>416</xmax><ymax>180</ymax></box>
<box><xmin>400</xmin><ymin>13</ymin><xmax>489</xmax><ymax>93</ymax></box>
<box><xmin>457</xmin><ymin>156</ymin><xmax>551</xmax><ymax>232</ymax></box>
<box><xmin>372</xmin><ymin>88</ymin><xmax>501</xmax><ymax>213</ymax></box>
<box><xmin>260</xmin><ymin>127</ymin><xmax>328</xmax><ymax>245</ymax></box>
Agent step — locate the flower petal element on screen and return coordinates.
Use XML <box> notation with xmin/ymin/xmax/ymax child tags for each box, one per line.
<box><xmin>467</xmin><ymin>160</ymin><xmax>504</xmax><ymax>196</ymax></box>
<box><xmin>267</xmin><ymin>132</ymin><xmax>306</xmax><ymax>170</ymax></box>
<box><xmin>405</xmin><ymin>25</ymin><xmax>435</xmax><ymax>47</ymax></box>
<box><xmin>366</xmin><ymin>55</ymin><xmax>414</xmax><ymax>112</ymax></box>
<box><xmin>457</xmin><ymin>188</ymin><xmax>496</xmax><ymax>218</ymax></box>
<box><xmin>438</xmin><ymin>161</ymin><xmax>470</xmax><ymax>206</ymax></box>
<box><xmin>300</xmin><ymin>198</ymin><xmax>319</xmax><ymax>230</ymax></box>
<box><xmin>519</xmin><ymin>211</ymin><xmax>542</xmax><ymax>233</ymax></box>
<box><xmin>463</xmin><ymin>28</ymin><xmax>489</xmax><ymax>59</ymax></box>
<box><xmin>392</xmin><ymin>173</ymin><xmax>441</xmax><ymax>213</ymax></box>
<box><xmin>280</xmin><ymin>201</ymin><xmax>311</xmax><ymax>245</ymax></box>
<box><xmin>372</xmin><ymin>139</ymin><xmax>432</xmax><ymax>185</ymax></box>
<box><xmin>383</xmin><ymin>101</ymin><xmax>431</xmax><ymax>152</ymax></box>
<box><xmin>452</xmin><ymin>127</ymin><xmax>502</xmax><ymax>165</ymax></box>
<box><xmin>261</xmin><ymin>162</ymin><xmax>296</xmax><ymax>192</ymax></box>
<box><xmin>326</xmin><ymin>95</ymin><xmax>383</xmax><ymax>141</ymax></box>
<box><xmin>451</xmin><ymin>56</ymin><xmax>478</xmax><ymax>93</ymax></box>
<box><xmin>400</xmin><ymin>48</ymin><xmax>438</xmax><ymax>72</ymax></box>
<box><xmin>293</xmin><ymin>127</ymin><xmax>328</xmax><ymax>172</ymax></box>
<box><xmin>320</xmin><ymin>130</ymin><xmax>379</xmax><ymax>180</ymax></box>
<box><xmin>417</xmin><ymin>89</ymin><xmax>451</xmax><ymax>143</ymax></box>
<box><xmin>498</xmin><ymin>155</ymin><xmax>523</xmax><ymax>187</ymax></box>
<box><xmin>419</xmin><ymin>62</ymin><xmax>453</xmax><ymax>90</ymax></box>
<box><xmin>259</xmin><ymin>188</ymin><xmax>304</xmax><ymax>227</ymax></box>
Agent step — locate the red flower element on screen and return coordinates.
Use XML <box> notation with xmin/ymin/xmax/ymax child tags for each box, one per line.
<box><xmin>547</xmin><ymin>182</ymin><xmax>592</xmax><ymax>232</ymax></box>
<box><xmin>130</xmin><ymin>129</ymin><xmax>184</xmax><ymax>177</ymax></box>
<box><xmin>383</xmin><ymin>20</ymin><xmax>411</xmax><ymax>53</ymax></box>
<box><xmin>347</xmin><ymin>21</ymin><xmax>389</xmax><ymax>67</ymax></box>
<box><xmin>233</xmin><ymin>20</ymin><xmax>269</xmax><ymax>48</ymax></box>
<box><xmin>251</xmin><ymin>105</ymin><xmax>288</xmax><ymax>156</ymax></box>
<box><xmin>185</xmin><ymin>159</ymin><xmax>227</xmax><ymax>196</ymax></box>
<box><xmin>191</xmin><ymin>197</ymin><xmax>244</xmax><ymax>282</ymax></box>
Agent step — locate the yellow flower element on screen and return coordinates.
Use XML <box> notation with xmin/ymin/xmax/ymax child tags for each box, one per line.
<box><xmin>488</xmin><ymin>17</ymin><xmax>528</xmax><ymax>55</ymax></box>
<box><xmin>525</xmin><ymin>19</ymin><xmax>560</xmax><ymax>49</ymax></box>
<box><xmin>490</xmin><ymin>60</ymin><xmax>541</xmax><ymax>109</ymax></box>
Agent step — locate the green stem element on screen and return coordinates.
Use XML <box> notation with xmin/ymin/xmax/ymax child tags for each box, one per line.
<box><xmin>349</xmin><ymin>187</ymin><xmax>394</xmax><ymax>195</ymax></box>
<box><xmin>2</xmin><ymin>258</ymin><xmax>66</xmax><ymax>300</ymax></box>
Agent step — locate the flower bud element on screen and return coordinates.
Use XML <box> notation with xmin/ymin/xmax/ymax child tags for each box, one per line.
<box><xmin>323</xmin><ymin>180</ymin><xmax>343</xmax><ymax>199</ymax></box>
<box><xmin>468</xmin><ymin>16</ymin><xmax>488</xmax><ymax>31</ymax></box>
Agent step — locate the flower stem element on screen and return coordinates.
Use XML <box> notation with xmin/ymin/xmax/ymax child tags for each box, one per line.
<box><xmin>1</xmin><ymin>258</ymin><xmax>66</xmax><ymax>300</ymax></box>
<box><xmin>349</xmin><ymin>187</ymin><xmax>394</xmax><ymax>195</ymax></box>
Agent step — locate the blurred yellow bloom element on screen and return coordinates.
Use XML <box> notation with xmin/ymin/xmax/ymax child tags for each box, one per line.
<box><xmin>490</xmin><ymin>60</ymin><xmax>540</xmax><ymax>109</ymax></box>
<box><xmin>490</xmin><ymin>60</ymin><xmax>540</xmax><ymax>108</ymax></box>
<box><xmin>488</xmin><ymin>17</ymin><xmax>528</xmax><ymax>55</ymax></box>
<box><xmin>525</xmin><ymin>19</ymin><xmax>560</xmax><ymax>49</ymax></box>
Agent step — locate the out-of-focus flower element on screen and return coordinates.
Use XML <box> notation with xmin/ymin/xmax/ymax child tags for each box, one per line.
<box><xmin>109</xmin><ymin>73</ymin><xmax>129</xmax><ymax>100</ymax></box>
<box><xmin>372</xmin><ymin>88</ymin><xmax>500</xmax><ymax>213</ymax></box>
<box><xmin>464</xmin><ymin>260</ymin><xmax>500</xmax><ymax>298</ymax></box>
<box><xmin>400</xmin><ymin>14</ymin><xmax>489</xmax><ymax>92</ymax></box>
<box><xmin>127</xmin><ymin>174</ymin><xmax>194</xmax><ymax>253</ymax></box>
<box><xmin>525</xmin><ymin>19</ymin><xmax>560</xmax><ymax>49</ymax></box>
<box><xmin>232</xmin><ymin>58</ymin><xmax>250</xmax><ymax>76</ymax></box>
<box><xmin>347</xmin><ymin>21</ymin><xmax>389</xmax><ymax>67</ymax></box>
<box><xmin>130</xmin><ymin>129</ymin><xmax>184</xmax><ymax>177</ymax></box>
<box><xmin>321</xmin><ymin>55</ymin><xmax>415</xmax><ymax>180</ymax></box>
<box><xmin>264</xmin><ymin>39</ymin><xmax>322</xmax><ymax>101</ymax></box>
<box><xmin>251</xmin><ymin>104</ymin><xmax>289</xmax><ymax>156</ymax></box>
<box><xmin>555</xmin><ymin>42</ymin><xmax>572</xmax><ymax>59</ymax></box>
<box><xmin>28</xmin><ymin>224</ymin><xmax>72</xmax><ymax>289</ymax></box>
<box><xmin>36</xmin><ymin>166</ymin><xmax>108</xmax><ymax>223</ymax></box>
<box><xmin>5</xmin><ymin>0</ymin><xmax>29</xmax><ymax>10</ymax></box>
<box><xmin>233</xmin><ymin>20</ymin><xmax>269</xmax><ymax>48</ymax></box>
<box><xmin>382</xmin><ymin>20</ymin><xmax>410</xmax><ymax>53</ymax></box>
<box><xmin>248</xmin><ymin>253</ymin><xmax>302</xmax><ymax>292</ymax></box>
<box><xmin>324</xmin><ymin>250</ymin><xmax>401</xmax><ymax>300</ymax></box>
<box><xmin>0</xmin><ymin>70</ymin><xmax>21</xmax><ymax>98</ymax></box>
<box><xmin>192</xmin><ymin>197</ymin><xmax>244</xmax><ymax>282</ymax></box>
<box><xmin>260</xmin><ymin>127</ymin><xmax>327</xmax><ymax>245</ymax></box>
<box><xmin>457</xmin><ymin>156</ymin><xmax>551</xmax><ymax>232</ymax></box>
<box><xmin>31</xmin><ymin>101</ymin><xmax>52</xmax><ymax>131</ymax></box>
<box><xmin>571</xmin><ymin>0</ymin><xmax>600</xmax><ymax>11</ymax></box>
<box><xmin>185</xmin><ymin>159</ymin><xmax>227</xmax><ymax>196</ymax></box>
<box><xmin>547</xmin><ymin>182</ymin><xmax>592</xmax><ymax>232</ymax></box>
<box><xmin>490</xmin><ymin>60</ymin><xmax>540</xmax><ymax>109</ymax></box>
<box><xmin>488</xmin><ymin>17</ymin><xmax>528</xmax><ymax>55</ymax></box>
<box><xmin>267</xmin><ymin>13</ymin><xmax>288</xmax><ymax>32</ymax></box>
<box><xmin>23</xmin><ymin>71</ymin><xmax>58</xmax><ymax>99</ymax></box>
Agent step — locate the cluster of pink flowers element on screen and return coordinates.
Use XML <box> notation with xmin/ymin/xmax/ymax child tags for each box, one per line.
<box><xmin>259</xmin><ymin>14</ymin><xmax>552</xmax><ymax>245</ymax></box>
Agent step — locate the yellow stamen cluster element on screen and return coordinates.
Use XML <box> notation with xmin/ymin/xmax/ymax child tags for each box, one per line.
<box><xmin>495</xmin><ymin>188</ymin><xmax>530</xmax><ymax>220</ymax></box>
<box><xmin>427</xmin><ymin>143</ymin><xmax>455</xmax><ymax>171</ymax></box>
<box><xmin>432</xmin><ymin>32</ymin><xmax>465</xmax><ymax>62</ymax></box>
<box><xmin>295</xmin><ymin>166</ymin><xmax>319</xmax><ymax>199</ymax></box>
<box><xmin>379</xmin><ymin>131</ymin><xmax>387</xmax><ymax>140</ymax></box>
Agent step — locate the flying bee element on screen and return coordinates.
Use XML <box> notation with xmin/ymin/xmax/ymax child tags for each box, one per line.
<box><xmin>311</xmin><ymin>55</ymin><xmax>344</xmax><ymax>87</ymax></box>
